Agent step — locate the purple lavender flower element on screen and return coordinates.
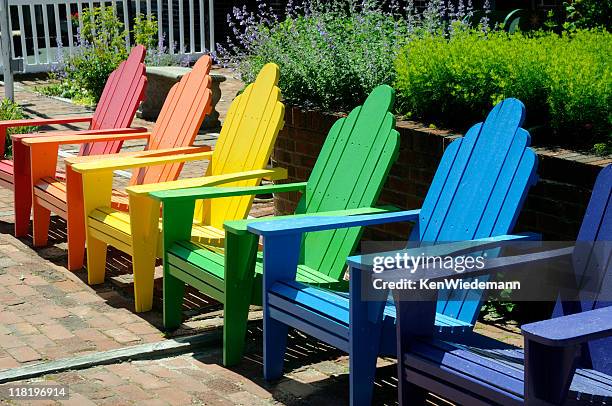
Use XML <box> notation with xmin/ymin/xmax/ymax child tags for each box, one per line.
<box><xmin>480</xmin><ymin>0</ymin><xmax>491</xmax><ymax>31</ymax></box>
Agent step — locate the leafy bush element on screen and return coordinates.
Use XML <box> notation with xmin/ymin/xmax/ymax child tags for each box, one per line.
<box><xmin>133</xmin><ymin>14</ymin><xmax>158</xmax><ymax>50</ymax></box>
<box><xmin>37</xmin><ymin>80</ymin><xmax>96</xmax><ymax>105</ymax></box>
<box><xmin>0</xmin><ymin>99</ymin><xmax>37</xmax><ymax>158</ymax></box>
<box><xmin>564</xmin><ymin>0</ymin><xmax>611</xmax><ymax>30</ymax></box>
<box><xmin>220</xmin><ymin>6</ymin><xmax>404</xmax><ymax>110</ymax></box>
<box><xmin>237</xmin><ymin>13</ymin><xmax>409</xmax><ymax>110</ymax></box>
<box><xmin>394</xmin><ymin>29</ymin><xmax>611</xmax><ymax>147</ymax></box>
<box><xmin>43</xmin><ymin>9</ymin><xmax>186</xmax><ymax>104</ymax></box>
<box><xmin>43</xmin><ymin>6</ymin><xmax>128</xmax><ymax>103</ymax></box>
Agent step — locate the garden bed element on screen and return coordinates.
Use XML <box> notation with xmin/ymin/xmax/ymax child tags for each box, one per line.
<box><xmin>221</xmin><ymin>1</ymin><xmax>611</xmax><ymax>153</ymax></box>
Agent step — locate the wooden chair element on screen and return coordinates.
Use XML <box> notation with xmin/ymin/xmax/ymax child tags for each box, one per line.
<box><xmin>71</xmin><ymin>63</ymin><xmax>286</xmax><ymax>313</ymax></box>
<box><xmin>247</xmin><ymin>98</ymin><xmax>540</xmax><ymax>404</ymax></box>
<box><xmin>1</xmin><ymin>45</ymin><xmax>147</xmax><ymax>239</ymax></box>
<box><xmin>21</xmin><ymin>54</ymin><xmax>212</xmax><ymax>271</ymax></box>
<box><xmin>148</xmin><ymin>84</ymin><xmax>401</xmax><ymax>365</ymax></box>
<box><xmin>389</xmin><ymin>164</ymin><xmax>611</xmax><ymax>405</ymax></box>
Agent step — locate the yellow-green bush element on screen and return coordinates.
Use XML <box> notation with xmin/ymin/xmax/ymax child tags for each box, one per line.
<box><xmin>394</xmin><ymin>29</ymin><xmax>611</xmax><ymax>147</ymax></box>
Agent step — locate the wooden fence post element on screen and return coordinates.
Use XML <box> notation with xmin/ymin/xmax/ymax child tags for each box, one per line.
<box><xmin>0</xmin><ymin>0</ymin><xmax>14</xmax><ymax>100</ymax></box>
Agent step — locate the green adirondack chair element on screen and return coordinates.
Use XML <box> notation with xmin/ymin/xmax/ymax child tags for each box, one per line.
<box><xmin>149</xmin><ymin>85</ymin><xmax>400</xmax><ymax>365</ymax></box>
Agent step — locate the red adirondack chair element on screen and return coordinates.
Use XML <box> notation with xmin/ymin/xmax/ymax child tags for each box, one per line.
<box><xmin>0</xmin><ymin>45</ymin><xmax>148</xmax><ymax>238</ymax></box>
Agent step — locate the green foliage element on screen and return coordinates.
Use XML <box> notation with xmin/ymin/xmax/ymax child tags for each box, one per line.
<box><xmin>394</xmin><ymin>29</ymin><xmax>612</xmax><ymax>147</ymax></box>
<box><xmin>564</xmin><ymin>0</ymin><xmax>612</xmax><ymax>30</ymax></box>
<box><xmin>133</xmin><ymin>14</ymin><xmax>158</xmax><ymax>50</ymax></box>
<box><xmin>231</xmin><ymin>10</ymin><xmax>411</xmax><ymax>111</ymax></box>
<box><xmin>65</xmin><ymin>47</ymin><xmax>126</xmax><ymax>101</ymax></box>
<box><xmin>593</xmin><ymin>142</ymin><xmax>612</xmax><ymax>156</ymax></box>
<box><xmin>47</xmin><ymin>8</ymin><xmax>178</xmax><ymax>104</ymax></box>
<box><xmin>482</xmin><ymin>301</ymin><xmax>517</xmax><ymax>323</ymax></box>
<box><xmin>0</xmin><ymin>99</ymin><xmax>37</xmax><ymax>158</ymax></box>
<box><xmin>80</xmin><ymin>6</ymin><xmax>128</xmax><ymax>52</ymax></box>
<box><xmin>37</xmin><ymin>77</ymin><xmax>97</xmax><ymax>106</ymax></box>
<box><xmin>55</xmin><ymin>6</ymin><xmax>128</xmax><ymax>102</ymax></box>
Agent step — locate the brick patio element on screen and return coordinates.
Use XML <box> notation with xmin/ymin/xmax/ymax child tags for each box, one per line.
<box><xmin>0</xmin><ymin>72</ymin><xmax>521</xmax><ymax>405</ymax></box>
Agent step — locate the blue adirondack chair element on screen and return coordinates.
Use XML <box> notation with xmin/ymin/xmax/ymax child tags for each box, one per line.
<box><xmin>381</xmin><ymin>164</ymin><xmax>611</xmax><ymax>405</ymax></box>
<box><xmin>247</xmin><ymin>98</ymin><xmax>539</xmax><ymax>404</ymax></box>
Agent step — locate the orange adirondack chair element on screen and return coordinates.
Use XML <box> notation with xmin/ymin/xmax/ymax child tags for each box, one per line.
<box><xmin>20</xmin><ymin>55</ymin><xmax>213</xmax><ymax>270</ymax></box>
<box><xmin>1</xmin><ymin>45</ymin><xmax>148</xmax><ymax>239</ymax></box>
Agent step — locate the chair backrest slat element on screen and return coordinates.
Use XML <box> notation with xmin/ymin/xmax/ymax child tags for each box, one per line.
<box><xmin>129</xmin><ymin>55</ymin><xmax>213</xmax><ymax>186</ymax></box>
<box><xmin>79</xmin><ymin>45</ymin><xmax>147</xmax><ymax>156</ymax></box>
<box><xmin>555</xmin><ymin>165</ymin><xmax>611</xmax><ymax>374</ymax></box>
<box><xmin>298</xmin><ymin>85</ymin><xmax>400</xmax><ymax>279</ymax></box>
<box><xmin>196</xmin><ymin>63</ymin><xmax>284</xmax><ymax>229</ymax></box>
<box><xmin>410</xmin><ymin>99</ymin><xmax>538</xmax><ymax>324</ymax></box>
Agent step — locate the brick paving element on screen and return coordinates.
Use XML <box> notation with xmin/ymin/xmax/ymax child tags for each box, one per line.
<box><xmin>0</xmin><ymin>330</ymin><xmax>405</xmax><ymax>405</ymax></box>
<box><xmin>0</xmin><ymin>229</ymin><xmax>164</xmax><ymax>369</ymax></box>
<box><xmin>0</xmin><ymin>72</ymin><xmax>523</xmax><ymax>405</ymax></box>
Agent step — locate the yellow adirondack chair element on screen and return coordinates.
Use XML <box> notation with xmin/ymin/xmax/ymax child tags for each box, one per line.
<box><xmin>71</xmin><ymin>63</ymin><xmax>286</xmax><ymax>312</ymax></box>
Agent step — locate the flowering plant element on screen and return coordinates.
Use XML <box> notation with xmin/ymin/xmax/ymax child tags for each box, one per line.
<box><xmin>217</xmin><ymin>0</ymin><xmax>479</xmax><ymax>111</ymax></box>
<box><xmin>43</xmin><ymin>8</ymin><xmax>188</xmax><ymax>104</ymax></box>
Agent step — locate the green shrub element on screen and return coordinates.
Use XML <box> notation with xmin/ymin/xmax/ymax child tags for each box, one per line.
<box><xmin>51</xmin><ymin>6</ymin><xmax>128</xmax><ymax>103</ymax></box>
<box><xmin>222</xmin><ymin>4</ymin><xmax>413</xmax><ymax>111</ymax></box>
<box><xmin>394</xmin><ymin>29</ymin><xmax>611</xmax><ymax>147</ymax></box>
<box><xmin>80</xmin><ymin>6</ymin><xmax>128</xmax><ymax>51</ymax></box>
<box><xmin>46</xmin><ymin>9</ymin><xmax>178</xmax><ymax>104</ymax></box>
<box><xmin>0</xmin><ymin>99</ymin><xmax>37</xmax><ymax>158</ymax></box>
<box><xmin>133</xmin><ymin>14</ymin><xmax>158</xmax><ymax>51</ymax></box>
<box><xmin>564</xmin><ymin>0</ymin><xmax>612</xmax><ymax>30</ymax></box>
<box><xmin>37</xmin><ymin>79</ymin><xmax>96</xmax><ymax>106</ymax></box>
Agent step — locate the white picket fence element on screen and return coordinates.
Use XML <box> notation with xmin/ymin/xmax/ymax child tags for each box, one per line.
<box><xmin>4</xmin><ymin>0</ymin><xmax>214</xmax><ymax>73</ymax></box>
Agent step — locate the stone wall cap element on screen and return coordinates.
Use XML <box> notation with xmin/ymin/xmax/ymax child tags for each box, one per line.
<box><xmin>146</xmin><ymin>66</ymin><xmax>226</xmax><ymax>82</ymax></box>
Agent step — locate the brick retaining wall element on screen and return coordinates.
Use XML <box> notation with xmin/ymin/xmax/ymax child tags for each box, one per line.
<box><xmin>272</xmin><ymin>106</ymin><xmax>612</xmax><ymax>241</ymax></box>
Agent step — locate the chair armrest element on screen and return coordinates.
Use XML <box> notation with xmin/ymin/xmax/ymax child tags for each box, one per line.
<box><xmin>247</xmin><ymin>209</ymin><xmax>421</xmax><ymax>236</ymax></box>
<box><xmin>63</xmin><ymin>146</ymin><xmax>206</xmax><ymax>165</ymax></box>
<box><xmin>11</xmin><ymin>127</ymin><xmax>148</xmax><ymax>143</ymax></box>
<box><xmin>18</xmin><ymin>129</ymin><xmax>151</xmax><ymax>146</ymax></box>
<box><xmin>71</xmin><ymin>147</ymin><xmax>213</xmax><ymax>174</ymax></box>
<box><xmin>147</xmin><ymin>178</ymin><xmax>302</xmax><ymax>201</ymax></box>
<box><xmin>127</xmin><ymin>167</ymin><xmax>289</xmax><ymax>196</ymax></box>
<box><xmin>522</xmin><ymin>306</ymin><xmax>612</xmax><ymax>347</ymax></box>
<box><xmin>225</xmin><ymin>205</ymin><xmax>400</xmax><ymax>235</ymax></box>
<box><xmin>0</xmin><ymin>115</ymin><xmax>93</xmax><ymax>129</ymax></box>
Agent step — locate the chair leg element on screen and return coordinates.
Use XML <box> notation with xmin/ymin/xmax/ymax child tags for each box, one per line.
<box><xmin>349</xmin><ymin>288</ymin><xmax>385</xmax><ymax>405</ymax></box>
<box><xmin>399</xmin><ymin>380</ymin><xmax>428</xmax><ymax>406</ymax></box>
<box><xmin>24</xmin><ymin>142</ymin><xmax>58</xmax><ymax>242</ymax></box>
<box><xmin>13</xmin><ymin>183</ymin><xmax>31</xmax><ymax>238</ymax></box>
<box><xmin>349</xmin><ymin>347</ymin><xmax>379</xmax><ymax>406</ymax></box>
<box><xmin>66</xmin><ymin>219</ymin><xmax>86</xmax><ymax>271</ymax></box>
<box><xmin>66</xmin><ymin>166</ymin><xmax>86</xmax><ymax>271</ymax></box>
<box><xmin>80</xmin><ymin>171</ymin><xmax>112</xmax><ymax>285</ymax></box>
<box><xmin>163</xmin><ymin>269</ymin><xmax>185</xmax><ymax>330</ymax></box>
<box><xmin>223</xmin><ymin>231</ymin><xmax>259</xmax><ymax>366</ymax></box>
<box><xmin>32</xmin><ymin>200</ymin><xmax>51</xmax><ymax>247</ymax></box>
<box><xmin>12</xmin><ymin>139</ymin><xmax>32</xmax><ymax>238</ymax></box>
<box><xmin>129</xmin><ymin>194</ymin><xmax>161</xmax><ymax>313</ymax></box>
<box><xmin>223</xmin><ymin>282</ymin><xmax>253</xmax><ymax>366</ymax></box>
<box><xmin>395</xmin><ymin>294</ymin><xmax>438</xmax><ymax>406</ymax></box>
<box><xmin>85</xmin><ymin>233</ymin><xmax>108</xmax><ymax>285</ymax></box>
<box><xmin>132</xmin><ymin>249</ymin><xmax>157</xmax><ymax>313</ymax></box>
<box><xmin>263</xmin><ymin>314</ymin><xmax>289</xmax><ymax>381</ymax></box>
